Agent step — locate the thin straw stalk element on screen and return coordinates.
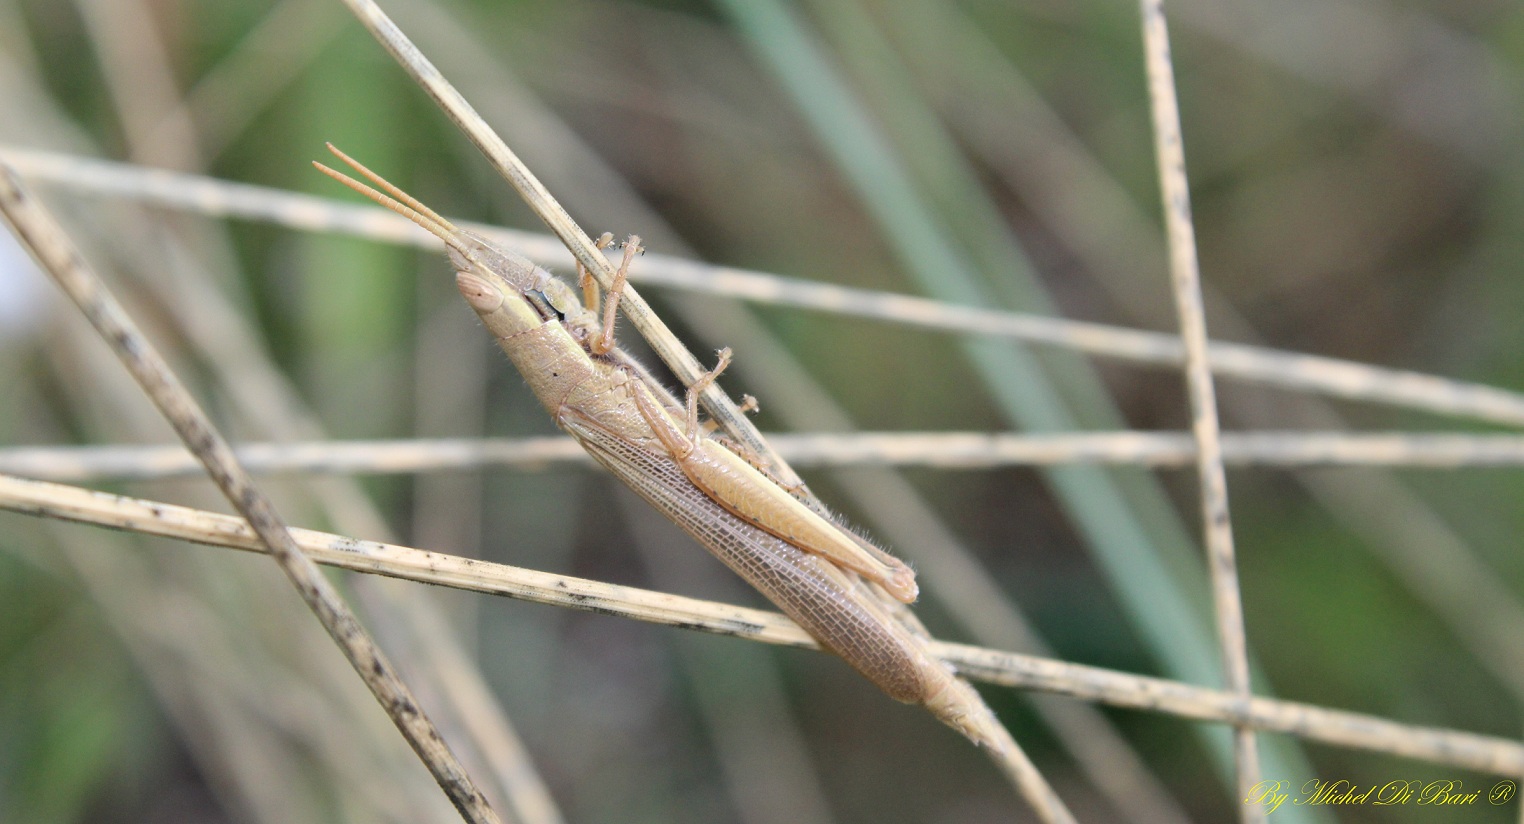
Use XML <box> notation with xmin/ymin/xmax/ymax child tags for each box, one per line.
<box><xmin>7</xmin><ymin>431</ymin><xmax>1524</xmax><ymax>483</ymax></box>
<box><xmin>0</xmin><ymin>164</ymin><xmax>501</xmax><ymax>824</ymax></box>
<box><xmin>1139</xmin><ymin>0</ymin><xmax>1261</xmax><ymax>814</ymax></box>
<box><xmin>10</xmin><ymin>146</ymin><xmax>1524</xmax><ymax>429</ymax></box>
<box><xmin>3</xmin><ymin>471</ymin><xmax>1522</xmax><ymax>778</ymax></box>
<box><xmin>331</xmin><ymin>0</ymin><xmax>798</xmax><ymax>497</ymax></box>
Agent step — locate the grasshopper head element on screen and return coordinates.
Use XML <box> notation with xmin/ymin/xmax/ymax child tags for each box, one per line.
<box><xmin>314</xmin><ymin>144</ymin><xmax>580</xmax><ymax>328</ymax></box>
<box><xmin>446</xmin><ymin>230</ymin><xmax>553</xmax><ymax>296</ymax></box>
<box><xmin>314</xmin><ymin>144</ymin><xmax>604</xmax><ymax>339</ymax></box>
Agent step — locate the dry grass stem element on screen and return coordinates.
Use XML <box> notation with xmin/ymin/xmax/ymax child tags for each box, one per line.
<box><xmin>4</xmin><ymin>470</ymin><xmax>1522</xmax><ymax>779</ymax></box>
<box><xmin>7</xmin><ymin>431</ymin><xmax>1524</xmax><ymax>482</ymax></box>
<box><xmin>9</xmin><ymin>145</ymin><xmax>1524</xmax><ymax>431</ymax></box>
<box><xmin>333</xmin><ymin>0</ymin><xmax>799</xmax><ymax>497</ymax></box>
<box><xmin>0</xmin><ymin>155</ymin><xmax>560</xmax><ymax>822</ymax></box>
<box><xmin>1139</xmin><ymin>0</ymin><xmax>1260</xmax><ymax>813</ymax></box>
<box><xmin>0</xmin><ymin>164</ymin><xmax>501</xmax><ymax>824</ymax></box>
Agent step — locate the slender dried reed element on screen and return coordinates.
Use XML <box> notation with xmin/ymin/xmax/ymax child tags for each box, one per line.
<box><xmin>4</xmin><ymin>471</ymin><xmax>1522</xmax><ymax>779</ymax></box>
<box><xmin>12</xmin><ymin>146</ymin><xmax>1524</xmax><ymax>429</ymax></box>
<box><xmin>0</xmin><ymin>165</ymin><xmax>502</xmax><ymax>824</ymax></box>
<box><xmin>1139</xmin><ymin>0</ymin><xmax>1260</xmax><ymax>816</ymax></box>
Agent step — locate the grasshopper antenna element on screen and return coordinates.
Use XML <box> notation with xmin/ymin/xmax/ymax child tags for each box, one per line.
<box><xmin>313</xmin><ymin>143</ymin><xmax>467</xmax><ymax>257</ymax></box>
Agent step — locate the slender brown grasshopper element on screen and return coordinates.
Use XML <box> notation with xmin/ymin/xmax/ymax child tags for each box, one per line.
<box><xmin>313</xmin><ymin>144</ymin><xmax>1008</xmax><ymax>747</ymax></box>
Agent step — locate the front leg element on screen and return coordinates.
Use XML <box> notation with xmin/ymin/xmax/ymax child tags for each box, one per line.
<box><xmin>577</xmin><ymin>233</ymin><xmax>642</xmax><ymax>356</ymax></box>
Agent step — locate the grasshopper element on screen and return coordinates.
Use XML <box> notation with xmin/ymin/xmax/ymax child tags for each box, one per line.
<box><xmin>312</xmin><ymin>144</ymin><xmax>1006</xmax><ymax>745</ymax></box>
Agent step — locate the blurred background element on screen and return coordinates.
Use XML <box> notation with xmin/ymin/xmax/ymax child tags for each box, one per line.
<box><xmin>2</xmin><ymin>0</ymin><xmax>1523</xmax><ymax>822</ymax></box>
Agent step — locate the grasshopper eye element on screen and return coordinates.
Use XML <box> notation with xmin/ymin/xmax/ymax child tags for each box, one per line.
<box><xmin>455</xmin><ymin>272</ymin><xmax>504</xmax><ymax>312</ymax></box>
